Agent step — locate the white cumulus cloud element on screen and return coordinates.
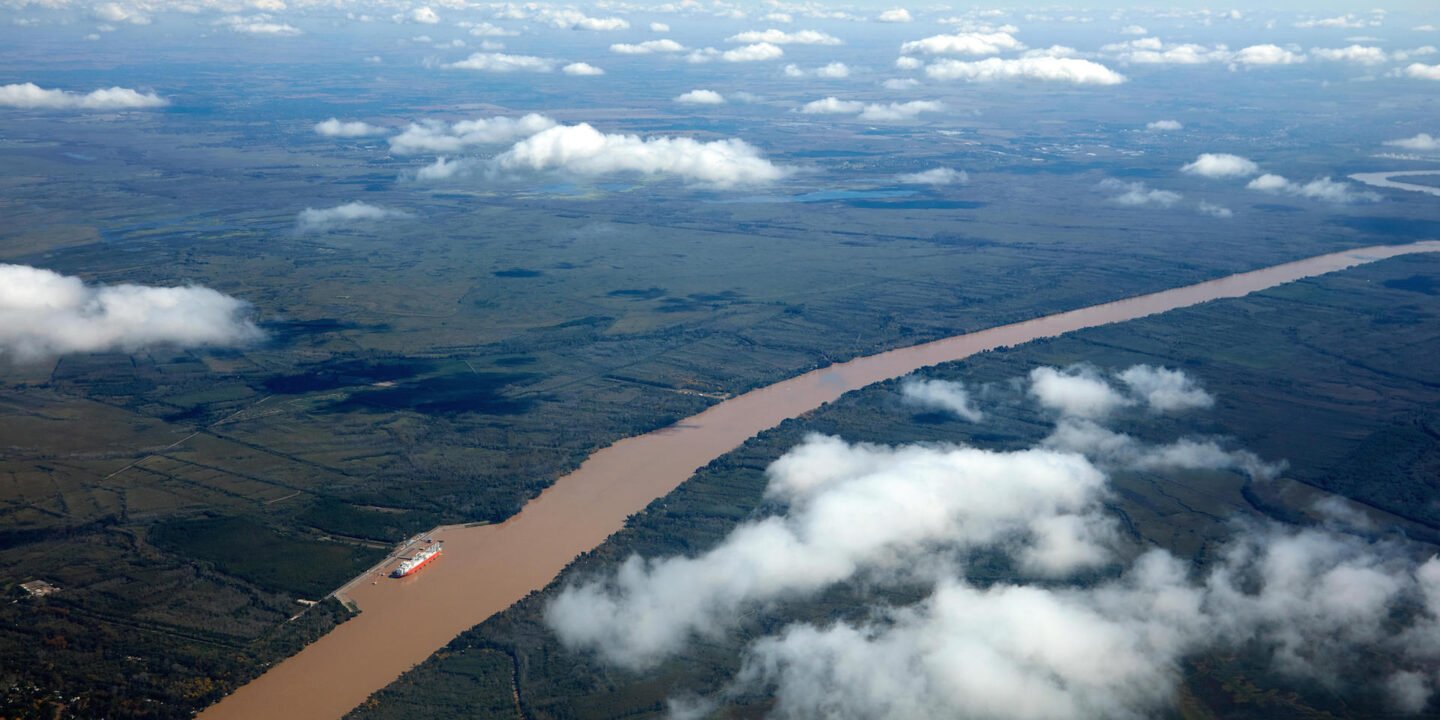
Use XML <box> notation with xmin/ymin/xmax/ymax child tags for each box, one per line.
<box><xmin>1110</xmin><ymin>41</ymin><xmax>1232</xmax><ymax>65</ymax></box>
<box><xmin>0</xmin><ymin>265</ymin><xmax>262</xmax><ymax>361</ymax></box>
<box><xmin>900</xmin><ymin>378</ymin><xmax>983</xmax><ymax>421</ymax></box>
<box><xmin>798</xmin><ymin>97</ymin><xmax>941</xmax><ymax>121</ymax></box>
<box><xmin>925</xmin><ymin>57</ymin><xmax>1126</xmax><ymax>84</ymax></box>
<box><xmin>538</xmin><ymin>9</ymin><xmax>628</xmax><ymax>31</ymax></box>
<box><xmin>675</xmin><ymin>89</ymin><xmax>724</xmax><ymax>104</ymax></box>
<box><xmin>1146</xmin><ymin>119</ymin><xmax>1182</xmax><ymax>131</ymax></box>
<box><xmin>467</xmin><ymin>22</ymin><xmax>516</xmax><ymax>37</ymax></box>
<box><xmin>1295</xmin><ymin>14</ymin><xmax>1369</xmax><ymax>29</ymax></box>
<box><xmin>721</xmin><ymin>42</ymin><xmax>784</xmax><ymax>62</ymax></box>
<box><xmin>900</xmin><ymin>31</ymin><xmax>1024</xmax><ymax>56</ymax></box>
<box><xmin>415</xmin><ymin>156</ymin><xmax>466</xmax><ymax>181</ymax></box>
<box><xmin>314</xmin><ymin>118</ymin><xmax>386</xmax><ymax>137</ymax></box>
<box><xmin>296</xmin><ymin>202</ymin><xmax>409</xmax><ymax>231</ymax></box>
<box><xmin>1246</xmin><ymin>175</ymin><xmax>1380</xmax><ymax>203</ymax></box>
<box><xmin>738</xmin><ymin>557</ymin><xmax>1202</xmax><ymax>720</ymax></box>
<box><xmin>858</xmin><ymin>100</ymin><xmax>943</xmax><ymax>121</ymax></box>
<box><xmin>786</xmin><ymin>62</ymin><xmax>851</xmax><ymax>78</ymax></box>
<box><xmin>1198</xmin><ymin>201</ymin><xmax>1233</xmax><ymax>218</ymax></box>
<box><xmin>388</xmin><ymin>113</ymin><xmax>556</xmax><ymax>154</ymax></box>
<box><xmin>1115</xmin><ymin>365</ymin><xmax>1214</xmax><ymax>412</ymax></box>
<box><xmin>1100</xmin><ymin>179</ymin><xmax>1182</xmax><ymax>208</ymax></box>
<box><xmin>0</xmin><ymin>82</ymin><xmax>166</xmax><ymax>110</ymax></box>
<box><xmin>727</xmin><ymin>28</ymin><xmax>841</xmax><ymax>45</ymax></box>
<box><xmin>494</xmin><ymin>123</ymin><xmax>789</xmax><ymax>188</ymax></box>
<box><xmin>562</xmin><ymin>62</ymin><xmax>605</xmax><ymax>76</ymax></box>
<box><xmin>1181</xmin><ymin>153</ymin><xmax>1260</xmax><ymax>178</ymax></box>
<box><xmin>1029</xmin><ymin>365</ymin><xmax>1132</xmax><ymax>419</ymax></box>
<box><xmin>877</xmin><ymin>8</ymin><xmax>912</xmax><ymax>23</ymax></box>
<box><xmin>1385</xmin><ymin>133</ymin><xmax>1440</xmax><ymax>151</ymax></box>
<box><xmin>545</xmin><ymin>365</ymin><xmax>1440</xmax><ymax>717</ymax></box>
<box><xmin>610</xmin><ymin>39</ymin><xmax>685</xmax><ymax>54</ymax></box>
<box><xmin>548</xmin><ymin>434</ymin><xmax>1115</xmax><ymax>669</ymax></box>
<box><xmin>799</xmin><ymin>97</ymin><xmax>865</xmax><ymax>114</ymax></box>
<box><xmin>895</xmin><ymin>167</ymin><xmax>968</xmax><ymax>185</ymax></box>
<box><xmin>1310</xmin><ymin>45</ymin><xmax>1389</xmax><ymax>65</ymax></box>
<box><xmin>93</xmin><ymin>2</ymin><xmax>148</xmax><ymax>24</ymax></box>
<box><xmin>1405</xmin><ymin>63</ymin><xmax>1440</xmax><ymax>80</ymax></box>
<box><xmin>443</xmin><ymin>52</ymin><xmax>554</xmax><ymax>72</ymax></box>
<box><xmin>1233</xmin><ymin>44</ymin><xmax>1306</xmax><ymax>66</ymax></box>
<box><xmin>216</xmin><ymin>14</ymin><xmax>301</xmax><ymax>35</ymax></box>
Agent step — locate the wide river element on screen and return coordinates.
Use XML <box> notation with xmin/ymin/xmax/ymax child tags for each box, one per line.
<box><xmin>1350</xmin><ymin>170</ymin><xmax>1440</xmax><ymax>198</ymax></box>
<box><xmin>201</xmin><ymin>240</ymin><xmax>1440</xmax><ymax>720</ymax></box>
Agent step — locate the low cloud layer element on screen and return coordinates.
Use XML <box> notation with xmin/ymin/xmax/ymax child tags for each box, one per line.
<box><xmin>1197</xmin><ymin>201</ymin><xmax>1233</xmax><ymax>218</ymax></box>
<box><xmin>738</xmin><ymin>555</ymin><xmax>1201</xmax><ymax>720</ymax></box>
<box><xmin>784</xmin><ymin>62</ymin><xmax>850</xmax><ymax>79</ymax></box>
<box><xmin>534</xmin><ymin>8</ymin><xmax>628</xmax><ymax>31</ymax></box>
<box><xmin>900</xmin><ymin>378</ymin><xmax>983</xmax><ymax>421</ymax></box>
<box><xmin>1029</xmin><ymin>365</ymin><xmax>1132</xmax><ymax>419</ymax></box>
<box><xmin>1106</xmin><ymin>40</ymin><xmax>1312</xmax><ymax>68</ymax></box>
<box><xmin>901</xmin><ymin>31</ymin><xmax>1025</xmax><ymax>56</ymax></box>
<box><xmin>443</xmin><ymin>52</ymin><xmax>554</xmax><ymax>72</ymax></box>
<box><xmin>1099</xmin><ymin>179</ymin><xmax>1181</xmax><ymax>208</ymax></box>
<box><xmin>216</xmin><ymin>14</ymin><xmax>301</xmax><ymax>35</ymax></box>
<box><xmin>742</xmin><ymin>528</ymin><xmax>1440</xmax><ymax>719</ymax></box>
<box><xmin>924</xmin><ymin>57</ymin><xmax>1126</xmax><ymax>85</ymax></box>
<box><xmin>688</xmin><ymin>43</ymin><xmax>785</xmax><ymax>63</ymax></box>
<box><xmin>561</xmin><ymin>62</ymin><xmax>604</xmax><ymax>76</ymax></box>
<box><xmin>495</xmin><ymin>123</ymin><xmax>788</xmax><ymax>187</ymax></box>
<box><xmin>727</xmin><ymin>28</ymin><xmax>841</xmax><ymax>46</ymax></box>
<box><xmin>799</xmin><ymin>97</ymin><xmax>942</xmax><ymax>121</ymax></box>
<box><xmin>548</xmin><ymin>434</ymin><xmax>1114</xmax><ymax>669</ymax></box>
<box><xmin>296</xmin><ymin>202</ymin><xmax>408</xmax><ymax>231</ymax></box>
<box><xmin>1031</xmin><ymin>364</ymin><xmax>1214</xmax><ymax>419</ymax></box>
<box><xmin>0</xmin><ymin>82</ymin><xmax>166</xmax><ymax>110</ymax></box>
<box><xmin>314</xmin><ymin>118</ymin><xmax>386</xmax><ymax>137</ymax></box>
<box><xmin>1116</xmin><ymin>365</ymin><xmax>1214</xmax><ymax>412</ymax></box>
<box><xmin>675</xmin><ymin>89</ymin><xmax>724</xmax><ymax>105</ymax></box>
<box><xmin>1044</xmin><ymin>418</ymin><xmax>1279</xmax><ymax>481</ymax></box>
<box><xmin>379</xmin><ymin>113</ymin><xmax>786</xmax><ymax>190</ymax></box>
<box><xmin>1385</xmin><ymin>133</ymin><xmax>1439</xmax><ymax>151</ymax></box>
<box><xmin>0</xmin><ymin>265</ymin><xmax>261</xmax><ymax>361</ymax></box>
<box><xmin>1181</xmin><ymin>153</ymin><xmax>1260</xmax><ymax>178</ymax></box>
<box><xmin>388</xmin><ymin>113</ymin><xmax>556</xmax><ymax>155</ymax></box>
<box><xmin>610</xmin><ymin>39</ymin><xmax>685</xmax><ymax>54</ymax></box>
<box><xmin>895</xmin><ymin>167</ymin><xmax>968</xmax><ymax>185</ymax></box>
<box><xmin>1247</xmin><ymin>174</ymin><xmax>1380</xmax><ymax>203</ymax></box>
<box><xmin>548</xmin><ymin>365</ymin><xmax>1440</xmax><ymax>717</ymax></box>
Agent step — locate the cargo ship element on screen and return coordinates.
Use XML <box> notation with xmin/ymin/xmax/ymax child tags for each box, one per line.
<box><xmin>391</xmin><ymin>541</ymin><xmax>442</xmax><ymax>578</ymax></box>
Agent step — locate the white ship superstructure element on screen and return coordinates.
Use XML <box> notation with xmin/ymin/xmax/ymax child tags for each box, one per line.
<box><xmin>391</xmin><ymin>541</ymin><xmax>442</xmax><ymax>578</ymax></box>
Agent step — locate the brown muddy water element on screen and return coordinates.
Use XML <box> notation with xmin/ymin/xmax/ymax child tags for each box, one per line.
<box><xmin>200</xmin><ymin>241</ymin><xmax>1440</xmax><ymax>720</ymax></box>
